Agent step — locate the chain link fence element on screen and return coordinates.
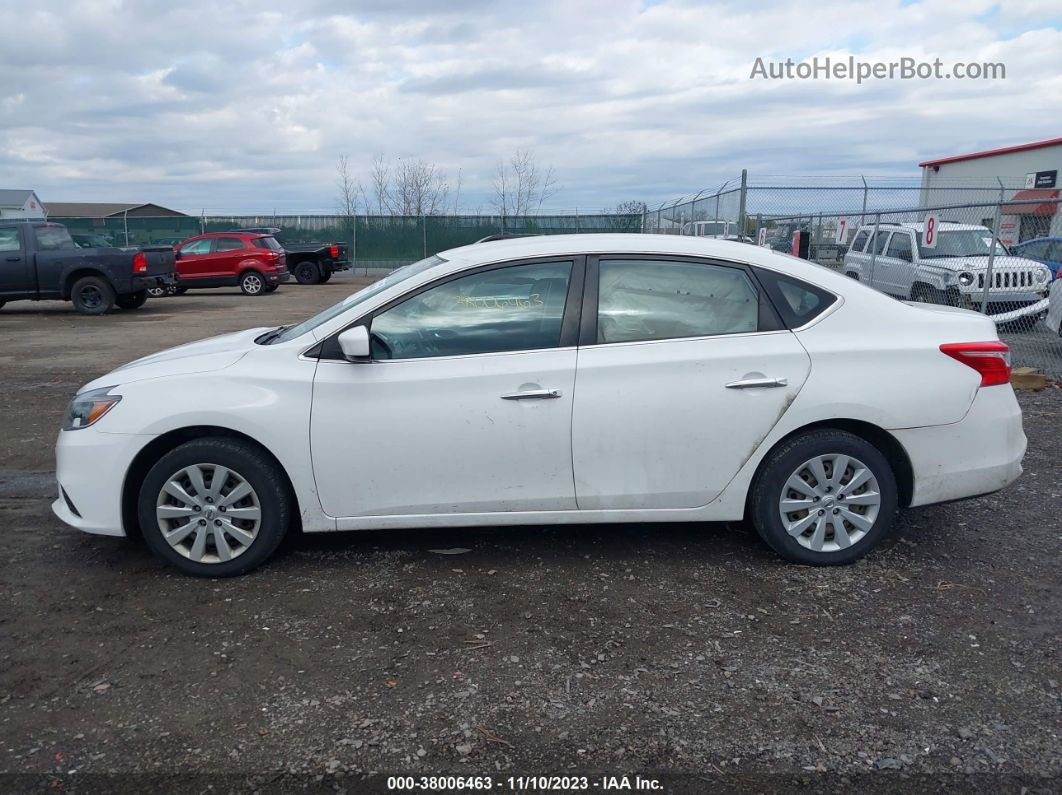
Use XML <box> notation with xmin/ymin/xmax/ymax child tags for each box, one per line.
<box><xmin>755</xmin><ymin>198</ymin><xmax>1061</xmax><ymax>380</ymax></box>
<box><xmin>49</xmin><ymin>212</ymin><xmax>642</xmax><ymax>272</ymax></box>
<box><xmin>645</xmin><ymin>174</ymin><xmax>1061</xmax><ymax>380</ymax></box>
<box><xmin>42</xmin><ymin>173</ymin><xmax>1061</xmax><ymax>377</ymax></box>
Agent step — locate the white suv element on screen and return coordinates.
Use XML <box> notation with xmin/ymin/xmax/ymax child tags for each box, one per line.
<box><xmin>843</xmin><ymin>222</ymin><xmax>1050</xmax><ymax>308</ymax></box>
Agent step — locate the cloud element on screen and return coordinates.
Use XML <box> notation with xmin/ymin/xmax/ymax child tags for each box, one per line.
<box><xmin>0</xmin><ymin>0</ymin><xmax>1059</xmax><ymax>212</ymax></box>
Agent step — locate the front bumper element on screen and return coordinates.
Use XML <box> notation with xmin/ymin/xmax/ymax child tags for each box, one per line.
<box><xmin>52</xmin><ymin>427</ymin><xmax>154</xmax><ymax>537</ymax></box>
<box><xmin>957</xmin><ymin>289</ymin><xmax>1047</xmax><ymax>307</ymax></box>
<box><xmin>892</xmin><ymin>385</ymin><xmax>1026</xmax><ymax>508</ymax></box>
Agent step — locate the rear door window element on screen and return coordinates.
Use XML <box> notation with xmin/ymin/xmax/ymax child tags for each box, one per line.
<box><xmin>595</xmin><ymin>259</ymin><xmax>761</xmax><ymax>343</ymax></box>
<box><xmin>872</xmin><ymin>231</ymin><xmax>891</xmax><ymax>255</ymax></box>
<box><xmin>214</xmin><ymin>237</ymin><xmax>245</xmax><ymax>252</ymax></box>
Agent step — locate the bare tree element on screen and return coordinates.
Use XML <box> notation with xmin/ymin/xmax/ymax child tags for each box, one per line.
<box><xmin>365</xmin><ymin>154</ymin><xmax>453</xmax><ymax>216</ymax></box>
<box><xmin>608</xmin><ymin>199</ymin><xmax>647</xmax><ymax>215</ymax></box>
<box><xmin>491</xmin><ymin>149</ymin><xmax>558</xmax><ymax>217</ymax></box>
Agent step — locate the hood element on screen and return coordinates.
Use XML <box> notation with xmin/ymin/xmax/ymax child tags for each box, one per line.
<box><xmin>925</xmin><ymin>254</ymin><xmax>1049</xmax><ymax>274</ymax></box>
<box><xmin>80</xmin><ymin>327</ymin><xmax>269</xmax><ymax>393</ymax></box>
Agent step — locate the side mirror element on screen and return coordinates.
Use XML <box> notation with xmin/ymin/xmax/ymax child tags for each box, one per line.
<box><xmin>341</xmin><ymin>324</ymin><xmax>375</xmax><ymax>358</ymax></box>
<box><xmin>337</xmin><ymin>326</ymin><xmax>371</xmax><ymax>361</ymax></box>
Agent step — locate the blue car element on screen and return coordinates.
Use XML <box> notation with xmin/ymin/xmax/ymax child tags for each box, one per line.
<box><xmin>1010</xmin><ymin>237</ymin><xmax>1062</xmax><ymax>278</ymax></box>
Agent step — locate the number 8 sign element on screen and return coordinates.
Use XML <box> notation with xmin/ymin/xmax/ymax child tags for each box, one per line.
<box><xmin>923</xmin><ymin>213</ymin><xmax>940</xmax><ymax>249</ymax></box>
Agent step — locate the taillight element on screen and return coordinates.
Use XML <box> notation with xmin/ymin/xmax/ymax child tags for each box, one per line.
<box><xmin>329</xmin><ymin>244</ymin><xmax>339</xmax><ymax>259</ymax></box>
<box><xmin>133</xmin><ymin>252</ymin><xmax>147</xmax><ymax>273</ymax></box>
<box><xmin>939</xmin><ymin>341</ymin><xmax>1011</xmax><ymax>387</ymax></box>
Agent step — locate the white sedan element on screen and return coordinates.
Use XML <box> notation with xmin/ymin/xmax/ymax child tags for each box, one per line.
<box><xmin>53</xmin><ymin>234</ymin><xmax>1026</xmax><ymax>576</ymax></box>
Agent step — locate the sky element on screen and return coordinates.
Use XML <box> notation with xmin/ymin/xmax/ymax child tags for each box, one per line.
<box><xmin>1</xmin><ymin>0</ymin><xmax>1060</xmax><ymax>214</ymax></box>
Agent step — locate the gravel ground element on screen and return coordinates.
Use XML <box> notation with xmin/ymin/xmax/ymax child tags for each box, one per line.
<box><xmin>0</xmin><ymin>277</ymin><xmax>1059</xmax><ymax>794</ymax></box>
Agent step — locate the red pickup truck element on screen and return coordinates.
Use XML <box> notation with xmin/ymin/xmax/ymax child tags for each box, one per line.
<box><xmin>161</xmin><ymin>232</ymin><xmax>290</xmax><ymax>296</ymax></box>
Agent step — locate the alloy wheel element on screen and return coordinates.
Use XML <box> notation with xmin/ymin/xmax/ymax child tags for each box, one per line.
<box><xmin>777</xmin><ymin>453</ymin><xmax>881</xmax><ymax>552</ymax></box>
<box><xmin>243</xmin><ymin>274</ymin><xmax>263</xmax><ymax>294</ymax></box>
<box><xmin>155</xmin><ymin>463</ymin><xmax>262</xmax><ymax>563</ymax></box>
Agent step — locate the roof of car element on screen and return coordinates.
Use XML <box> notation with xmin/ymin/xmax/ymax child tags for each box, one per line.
<box><xmin>437</xmin><ymin>233</ymin><xmax>835</xmax><ymax>284</ymax></box>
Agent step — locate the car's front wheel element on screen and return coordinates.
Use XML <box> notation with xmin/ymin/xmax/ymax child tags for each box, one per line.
<box><xmin>749</xmin><ymin>429</ymin><xmax>897</xmax><ymax>566</ymax></box>
<box><xmin>137</xmin><ymin>438</ymin><xmax>291</xmax><ymax>577</ymax></box>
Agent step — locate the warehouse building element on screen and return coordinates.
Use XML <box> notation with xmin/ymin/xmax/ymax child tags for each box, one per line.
<box><xmin>918</xmin><ymin>137</ymin><xmax>1062</xmax><ymax>246</ymax></box>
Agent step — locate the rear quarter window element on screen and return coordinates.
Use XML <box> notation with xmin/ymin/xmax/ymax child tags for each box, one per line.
<box><xmin>753</xmin><ymin>267</ymin><xmax>838</xmax><ymax>328</ymax></box>
<box><xmin>252</xmin><ymin>237</ymin><xmax>282</xmax><ymax>251</ymax></box>
<box><xmin>850</xmin><ymin>229</ymin><xmax>870</xmax><ymax>252</ymax></box>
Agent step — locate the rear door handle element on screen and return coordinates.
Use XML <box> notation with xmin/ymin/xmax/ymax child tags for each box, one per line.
<box><xmin>725</xmin><ymin>377</ymin><xmax>788</xmax><ymax>389</ymax></box>
<box><xmin>5</xmin><ymin>257</ymin><xmax>19</xmax><ymax>262</ymax></box>
<box><xmin>501</xmin><ymin>389</ymin><xmax>562</xmax><ymax>400</ymax></box>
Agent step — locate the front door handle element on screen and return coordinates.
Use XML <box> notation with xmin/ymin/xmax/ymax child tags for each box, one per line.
<box><xmin>725</xmin><ymin>377</ymin><xmax>788</xmax><ymax>389</ymax></box>
<box><xmin>500</xmin><ymin>388</ymin><xmax>562</xmax><ymax>400</ymax></box>
<box><xmin>4</xmin><ymin>257</ymin><xmax>19</xmax><ymax>262</ymax></box>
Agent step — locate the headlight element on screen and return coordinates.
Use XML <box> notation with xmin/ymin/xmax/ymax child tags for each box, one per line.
<box><xmin>958</xmin><ymin>271</ymin><xmax>974</xmax><ymax>286</ymax></box>
<box><xmin>1036</xmin><ymin>267</ymin><xmax>1049</xmax><ymax>283</ymax></box>
<box><xmin>62</xmin><ymin>387</ymin><xmax>121</xmax><ymax>431</ymax></box>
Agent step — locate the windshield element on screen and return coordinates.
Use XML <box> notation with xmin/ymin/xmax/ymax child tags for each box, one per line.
<box><xmin>918</xmin><ymin>229</ymin><xmax>1008</xmax><ymax>258</ymax></box>
<box><xmin>269</xmin><ymin>255</ymin><xmax>447</xmax><ymax>344</ymax></box>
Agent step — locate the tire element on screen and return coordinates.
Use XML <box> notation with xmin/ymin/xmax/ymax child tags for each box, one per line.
<box><xmin>910</xmin><ymin>283</ymin><xmax>941</xmax><ymax>305</ymax></box>
<box><xmin>70</xmin><ymin>275</ymin><xmax>116</xmax><ymax>315</ymax></box>
<box><xmin>116</xmin><ymin>290</ymin><xmax>148</xmax><ymax>309</ymax></box>
<box><xmin>263</xmin><ymin>283</ymin><xmax>279</xmax><ymax>293</ymax></box>
<box><xmin>173</xmin><ymin>286</ymin><xmax>188</xmax><ymax>295</ymax></box>
<box><xmin>319</xmin><ymin>269</ymin><xmax>332</xmax><ymax>283</ymax></box>
<box><xmin>137</xmin><ymin>438</ymin><xmax>291</xmax><ymax>577</ymax></box>
<box><xmin>293</xmin><ymin>261</ymin><xmax>321</xmax><ymax>285</ymax></box>
<box><xmin>146</xmin><ymin>285</ymin><xmax>169</xmax><ymax>298</ymax></box>
<box><xmin>239</xmin><ymin>271</ymin><xmax>266</xmax><ymax>295</ymax></box>
<box><xmin>0</xmin><ymin>300</ymin><xmax>5</xmax><ymax>310</ymax></box>
<box><xmin>749</xmin><ymin>429</ymin><xmax>898</xmax><ymax>566</ymax></box>
<box><xmin>845</xmin><ymin>272</ymin><xmax>859</xmax><ymax>281</ymax></box>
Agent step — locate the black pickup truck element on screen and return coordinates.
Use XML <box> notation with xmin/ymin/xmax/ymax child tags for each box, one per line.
<box><xmin>233</xmin><ymin>227</ymin><xmax>351</xmax><ymax>284</ymax></box>
<box><xmin>0</xmin><ymin>222</ymin><xmax>177</xmax><ymax>315</ymax></box>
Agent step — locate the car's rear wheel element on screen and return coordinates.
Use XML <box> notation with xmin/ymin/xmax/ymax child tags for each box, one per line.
<box><xmin>116</xmin><ymin>290</ymin><xmax>148</xmax><ymax>309</ymax></box>
<box><xmin>137</xmin><ymin>438</ymin><xmax>290</xmax><ymax>577</ymax></box>
<box><xmin>319</xmin><ymin>269</ymin><xmax>332</xmax><ymax>283</ymax></box>
<box><xmin>239</xmin><ymin>271</ymin><xmax>265</xmax><ymax>295</ymax></box>
<box><xmin>293</xmin><ymin>262</ymin><xmax>320</xmax><ymax>284</ymax></box>
<box><xmin>70</xmin><ymin>275</ymin><xmax>115</xmax><ymax>315</ymax></box>
<box><xmin>749</xmin><ymin>429</ymin><xmax>897</xmax><ymax>566</ymax></box>
<box><xmin>146</xmin><ymin>285</ymin><xmax>169</xmax><ymax>298</ymax></box>
<box><xmin>173</xmin><ymin>286</ymin><xmax>188</xmax><ymax>295</ymax></box>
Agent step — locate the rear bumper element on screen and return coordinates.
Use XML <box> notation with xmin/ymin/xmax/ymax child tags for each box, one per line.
<box><xmin>130</xmin><ymin>272</ymin><xmax>176</xmax><ymax>292</ymax></box>
<box><xmin>268</xmin><ymin>270</ymin><xmax>290</xmax><ymax>285</ymax></box>
<box><xmin>52</xmin><ymin>428</ymin><xmax>153</xmax><ymax>537</ymax></box>
<box><xmin>892</xmin><ymin>386</ymin><xmax>1026</xmax><ymax>508</ymax></box>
